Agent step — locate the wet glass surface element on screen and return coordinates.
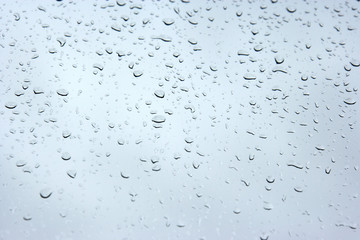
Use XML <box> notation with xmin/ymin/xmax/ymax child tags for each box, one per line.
<box><xmin>0</xmin><ymin>0</ymin><xmax>359</xmax><ymax>239</ymax></box>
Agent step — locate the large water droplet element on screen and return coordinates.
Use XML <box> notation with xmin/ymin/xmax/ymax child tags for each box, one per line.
<box><xmin>133</xmin><ymin>70</ymin><xmax>143</xmax><ymax>77</ymax></box>
<box><xmin>40</xmin><ymin>188</ymin><xmax>53</xmax><ymax>199</ymax></box>
<box><xmin>5</xmin><ymin>102</ymin><xmax>17</xmax><ymax>109</ymax></box>
<box><xmin>152</xmin><ymin>115</ymin><xmax>166</xmax><ymax>123</ymax></box>
<box><xmin>344</xmin><ymin>98</ymin><xmax>356</xmax><ymax>105</ymax></box>
<box><xmin>154</xmin><ymin>90</ymin><xmax>165</xmax><ymax>98</ymax></box>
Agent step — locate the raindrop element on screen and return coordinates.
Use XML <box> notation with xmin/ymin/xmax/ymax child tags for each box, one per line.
<box><xmin>111</xmin><ymin>24</ymin><xmax>121</xmax><ymax>32</ymax></box>
<box><xmin>237</xmin><ymin>50</ymin><xmax>249</xmax><ymax>56</ymax></box>
<box><xmin>263</xmin><ymin>202</ymin><xmax>273</xmax><ymax>211</ymax></box>
<box><xmin>5</xmin><ymin>102</ymin><xmax>17</xmax><ymax>109</ymax></box>
<box><xmin>209</xmin><ymin>65</ymin><xmax>218</xmax><ymax>71</ymax></box>
<box><xmin>266</xmin><ymin>176</ymin><xmax>275</xmax><ymax>183</ymax></box>
<box><xmin>188</xmin><ymin>39</ymin><xmax>197</xmax><ymax>45</ymax></box>
<box><xmin>243</xmin><ymin>73</ymin><xmax>256</xmax><ymax>80</ymax></box>
<box><xmin>236</xmin><ymin>11</ymin><xmax>243</xmax><ymax>17</ymax></box>
<box><xmin>121</xmin><ymin>172</ymin><xmax>130</xmax><ymax>179</ymax></box>
<box><xmin>57</xmin><ymin>89</ymin><xmax>69</xmax><ymax>96</ymax></box>
<box><xmin>301</xmin><ymin>75</ymin><xmax>308</xmax><ymax>81</ymax></box>
<box><xmin>23</xmin><ymin>215</ymin><xmax>32</xmax><ymax>221</ymax></box>
<box><xmin>286</xmin><ymin>6</ymin><xmax>296</xmax><ymax>13</ymax></box>
<box><xmin>16</xmin><ymin>160</ymin><xmax>27</xmax><ymax>167</ymax></box>
<box><xmin>350</xmin><ymin>59</ymin><xmax>360</xmax><ymax>67</ymax></box>
<box><xmin>33</xmin><ymin>88</ymin><xmax>44</xmax><ymax>94</ymax></box>
<box><xmin>61</xmin><ymin>152</ymin><xmax>71</xmax><ymax>161</ymax></box>
<box><xmin>40</xmin><ymin>188</ymin><xmax>53</xmax><ymax>199</ymax></box>
<box><xmin>233</xmin><ymin>208</ymin><xmax>241</xmax><ymax>214</ymax></box>
<box><xmin>154</xmin><ymin>90</ymin><xmax>165</xmax><ymax>98</ymax></box>
<box><xmin>315</xmin><ymin>146</ymin><xmax>325</xmax><ymax>151</ymax></box>
<box><xmin>254</xmin><ymin>45</ymin><xmax>263</xmax><ymax>52</ymax></box>
<box><xmin>152</xmin><ymin>165</ymin><xmax>161</xmax><ymax>171</ymax></box>
<box><xmin>133</xmin><ymin>70</ymin><xmax>143</xmax><ymax>77</ymax></box>
<box><xmin>93</xmin><ymin>63</ymin><xmax>104</xmax><ymax>71</ymax></box>
<box><xmin>62</xmin><ymin>130</ymin><xmax>71</xmax><ymax>138</ymax></box>
<box><xmin>344</xmin><ymin>98</ymin><xmax>356</xmax><ymax>105</ymax></box>
<box><xmin>185</xmin><ymin>137</ymin><xmax>193</xmax><ymax>144</ymax></box>
<box><xmin>163</xmin><ymin>18</ymin><xmax>175</xmax><ymax>25</ymax></box>
<box><xmin>274</xmin><ymin>56</ymin><xmax>284</xmax><ymax>64</ymax></box>
<box><xmin>67</xmin><ymin>170</ymin><xmax>77</xmax><ymax>178</ymax></box>
<box><xmin>152</xmin><ymin>115</ymin><xmax>166</xmax><ymax>123</ymax></box>
<box><xmin>116</xmin><ymin>0</ymin><xmax>126</xmax><ymax>6</ymax></box>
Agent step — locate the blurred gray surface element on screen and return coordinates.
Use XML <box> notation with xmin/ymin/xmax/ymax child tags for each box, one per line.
<box><xmin>0</xmin><ymin>0</ymin><xmax>359</xmax><ymax>239</ymax></box>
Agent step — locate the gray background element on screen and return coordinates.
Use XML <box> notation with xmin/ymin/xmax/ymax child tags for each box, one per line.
<box><xmin>0</xmin><ymin>0</ymin><xmax>359</xmax><ymax>239</ymax></box>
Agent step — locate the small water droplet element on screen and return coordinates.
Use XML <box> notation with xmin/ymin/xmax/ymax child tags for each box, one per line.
<box><xmin>286</xmin><ymin>6</ymin><xmax>296</xmax><ymax>13</ymax></box>
<box><xmin>274</xmin><ymin>55</ymin><xmax>284</xmax><ymax>64</ymax></box>
<box><xmin>16</xmin><ymin>160</ymin><xmax>27</xmax><ymax>167</ymax></box>
<box><xmin>163</xmin><ymin>18</ymin><xmax>175</xmax><ymax>25</ymax></box>
<box><xmin>315</xmin><ymin>146</ymin><xmax>325</xmax><ymax>151</ymax></box>
<box><xmin>243</xmin><ymin>73</ymin><xmax>256</xmax><ymax>80</ymax></box>
<box><xmin>233</xmin><ymin>208</ymin><xmax>241</xmax><ymax>214</ymax></box>
<box><xmin>188</xmin><ymin>38</ymin><xmax>197</xmax><ymax>45</ymax></box>
<box><xmin>67</xmin><ymin>169</ymin><xmax>77</xmax><ymax>178</ymax></box>
<box><xmin>57</xmin><ymin>89</ymin><xmax>69</xmax><ymax>96</ymax></box>
<box><xmin>23</xmin><ymin>214</ymin><xmax>32</xmax><ymax>221</ymax></box>
<box><xmin>61</xmin><ymin>152</ymin><xmax>71</xmax><ymax>161</ymax></box>
<box><xmin>62</xmin><ymin>130</ymin><xmax>71</xmax><ymax>138</ymax></box>
<box><xmin>121</xmin><ymin>172</ymin><xmax>130</xmax><ymax>179</ymax></box>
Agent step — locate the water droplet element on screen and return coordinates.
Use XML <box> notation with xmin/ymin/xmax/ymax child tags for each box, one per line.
<box><xmin>243</xmin><ymin>73</ymin><xmax>256</xmax><ymax>80</ymax></box>
<box><xmin>274</xmin><ymin>56</ymin><xmax>284</xmax><ymax>64</ymax></box>
<box><xmin>5</xmin><ymin>102</ymin><xmax>17</xmax><ymax>109</ymax></box>
<box><xmin>40</xmin><ymin>188</ymin><xmax>53</xmax><ymax>199</ymax></box>
<box><xmin>133</xmin><ymin>70</ymin><xmax>143</xmax><ymax>77</ymax></box>
<box><xmin>350</xmin><ymin>59</ymin><xmax>360</xmax><ymax>67</ymax></box>
<box><xmin>61</xmin><ymin>152</ymin><xmax>71</xmax><ymax>161</ymax></box>
<box><xmin>111</xmin><ymin>24</ymin><xmax>121</xmax><ymax>32</ymax></box>
<box><xmin>254</xmin><ymin>45</ymin><xmax>263</xmax><ymax>52</ymax></box>
<box><xmin>93</xmin><ymin>63</ymin><xmax>104</xmax><ymax>71</ymax></box>
<box><xmin>16</xmin><ymin>160</ymin><xmax>27</xmax><ymax>167</ymax></box>
<box><xmin>266</xmin><ymin>176</ymin><xmax>275</xmax><ymax>183</ymax></box>
<box><xmin>154</xmin><ymin>90</ymin><xmax>165</xmax><ymax>98</ymax></box>
<box><xmin>67</xmin><ymin>169</ymin><xmax>77</xmax><ymax>178</ymax></box>
<box><xmin>344</xmin><ymin>98</ymin><xmax>356</xmax><ymax>105</ymax></box>
<box><xmin>236</xmin><ymin>11</ymin><xmax>243</xmax><ymax>17</ymax></box>
<box><xmin>152</xmin><ymin>115</ymin><xmax>166</xmax><ymax>123</ymax></box>
<box><xmin>163</xmin><ymin>18</ymin><xmax>174</xmax><ymax>25</ymax></box>
<box><xmin>117</xmin><ymin>139</ymin><xmax>125</xmax><ymax>145</ymax></box>
<box><xmin>121</xmin><ymin>172</ymin><xmax>130</xmax><ymax>179</ymax></box>
<box><xmin>209</xmin><ymin>65</ymin><xmax>218</xmax><ymax>71</ymax></box>
<box><xmin>116</xmin><ymin>0</ymin><xmax>126</xmax><ymax>6</ymax></box>
<box><xmin>286</xmin><ymin>6</ymin><xmax>296</xmax><ymax>13</ymax></box>
<box><xmin>152</xmin><ymin>165</ymin><xmax>161</xmax><ymax>171</ymax></box>
<box><xmin>62</xmin><ymin>130</ymin><xmax>71</xmax><ymax>138</ymax></box>
<box><xmin>23</xmin><ymin>214</ymin><xmax>32</xmax><ymax>221</ymax></box>
<box><xmin>315</xmin><ymin>146</ymin><xmax>325</xmax><ymax>151</ymax></box>
<box><xmin>233</xmin><ymin>208</ymin><xmax>241</xmax><ymax>214</ymax></box>
<box><xmin>57</xmin><ymin>89</ymin><xmax>69</xmax><ymax>96</ymax></box>
<box><xmin>263</xmin><ymin>202</ymin><xmax>274</xmax><ymax>211</ymax></box>
<box><xmin>237</xmin><ymin>50</ymin><xmax>249</xmax><ymax>56</ymax></box>
<box><xmin>188</xmin><ymin>38</ymin><xmax>197</xmax><ymax>45</ymax></box>
<box><xmin>294</xmin><ymin>186</ymin><xmax>303</xmax><ymax>193</ymax></box>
